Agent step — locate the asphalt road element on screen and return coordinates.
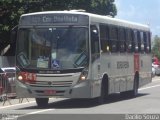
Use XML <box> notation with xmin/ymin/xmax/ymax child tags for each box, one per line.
<box><xmin>1</xmin><ymin>77</ymin><xmax>160</xmax><ymax>120</ymax></box>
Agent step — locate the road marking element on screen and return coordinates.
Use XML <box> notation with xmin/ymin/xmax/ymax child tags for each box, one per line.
<box><xmin>16</xmin><ymin>109</ymin><xmax>55</xmax><ymax>119</ymax></box>
<box><xmin>139</xmin><ymin>84</ymin><xmax>160</xmax><ymax>91</ymax></box>
<box><xmin>25</xmin><ymin>109</ymin><xmax>54</xmax><ymax>115</ymax></box>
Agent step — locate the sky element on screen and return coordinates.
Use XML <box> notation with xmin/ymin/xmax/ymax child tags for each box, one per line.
<box><xmin>115</xmin><ymin>0</ymin><xmax>160</xmax><ymax>36</ymax></box>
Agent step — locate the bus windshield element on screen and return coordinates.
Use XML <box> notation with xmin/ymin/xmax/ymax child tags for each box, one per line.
<box><xmin>16</xmin><ymin>27</ymin><xmax>89</xmax><ymax>70</ymax></box>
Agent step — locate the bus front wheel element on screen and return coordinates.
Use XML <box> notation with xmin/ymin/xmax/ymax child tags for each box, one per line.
<box><xmin>97</xmin><ymin>79</ymin><xmax>108</xmax><ymax>105</ymax></box>
<box><xmin>35</xmin><ymin>98</ymin><xmax>49</xmax><ymax>107</ymax></box>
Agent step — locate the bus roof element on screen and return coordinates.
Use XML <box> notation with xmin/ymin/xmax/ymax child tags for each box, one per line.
<box><xmin>21</xmin><ymin>11</ymin><xmax>150</xmax><ymax>31</ymax></box>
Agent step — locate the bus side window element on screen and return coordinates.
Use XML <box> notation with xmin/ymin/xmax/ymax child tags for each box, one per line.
<box><xmin>140</xmin><ymin>31</ymin><xmax>144</xmax><ymax>52</ymax></box>
<box><xmin>126</xmin><ymin>29</ymin><xmax>133</xmax><ymax>52</ymax></box>
<box><xmin>144</xmin><ymin>32</ymin><xmax>151</xmax><ymax>53</ymax></box>
<box><xmin>137</xmin><ymin>31</ymin><xmax>141</xmax><ymax>52</ymax></box>
<box><xmin>90</xmin><ymin>25</ymin><xmax>100</xmax><ymax>54</ymax></box>
<box><xmin>148</xmin><ymin>32</ymin><xmax>151</xmax><ymax>53</ymax></box>
<box><xmin>109</xmin><ymin>25</ymin><xmax>118</xmax><ymax>52</ymax></box>
<box><xmin>118</xmin><ymin>27</ymin><xmax>126</xmax><ymax>52</ymax></box>
<box><xmin>100</xmin><ymin>24</ymin><xmax>110</xmax><ymax>52</ymax></box>
<box><xmin>133</xmin><ymin>30</ymin><xmax>138</xmax><ymax>53</ymax></box>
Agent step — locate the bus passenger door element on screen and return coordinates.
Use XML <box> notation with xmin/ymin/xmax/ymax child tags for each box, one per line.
<box><xmin>90</xmin><ymin>25</ymin><xmax>101</xmax><ymax>97</ymax></box>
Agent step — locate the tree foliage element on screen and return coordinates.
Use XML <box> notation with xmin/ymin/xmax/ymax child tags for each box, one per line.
<box><xmin>152</xmin><ymin>35</ymin><xmax>160</xmax><ymax>60</ymax></box>
<box><xmin>0</xmin><ymin>0</ymin><xmax>117</xmax><ymax>55</ymax></box>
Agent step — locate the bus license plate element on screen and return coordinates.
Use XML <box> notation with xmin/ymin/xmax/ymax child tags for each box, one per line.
<box><xmin>44</xmin><ymin>90</ymin><xmax>56</xmax><ymax>95</ymax></box>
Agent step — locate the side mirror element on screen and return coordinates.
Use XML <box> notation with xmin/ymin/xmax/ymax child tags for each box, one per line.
<box><xmin>10</xmin><ymin>25</ymin><xmax>18</xmax><ymax>43</ymax></box>
<box><xmin>17</xmin><ymin>52</ymin><xmax>30</xmax><ymax>67</ymax></box>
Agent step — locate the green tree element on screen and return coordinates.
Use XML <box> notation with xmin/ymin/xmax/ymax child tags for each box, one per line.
<box><xmin>0</xmin><ymin>0</ymin><xmax>25</xmax><ymax>54</ymax></box>
<box><xmin>0</xmin><ymin>0</ymin><xmax>117</xmax><ymax>55</ymax></box>
<box><xmin>152</xmin><ymin>35</ymin><xmax>160</xmax><ymax>60</ymax></box>
<box><xmin>69</xmin><ymin>0</ymin><xmax>117</xmax><ymax>16</ymax></box>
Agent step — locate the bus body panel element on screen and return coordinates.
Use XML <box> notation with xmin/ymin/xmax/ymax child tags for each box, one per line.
<box><xmin>139</xmin><ymin>54</ymin><xmax>152</xmax><ymax>87</ymax></box>
<box><xmin>15</xmin><ymin>11</ymin><xmax>152</xmax><ymax>101</ymax></box>
<box><xmin>16</xmin><ymin>74</ymin><xmax>92</xmax><ymax>98</ymax></box>
<box><xmin>99</xmin><ymin>53</ymin><xmax>152</xmax><ymax>95</ymax></box>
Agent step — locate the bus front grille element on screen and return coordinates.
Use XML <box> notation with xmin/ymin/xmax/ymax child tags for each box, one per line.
<box><xmin>28</xmin><ymin>80</ymin><xmax>73</xmax><ymax>87</ymax></box>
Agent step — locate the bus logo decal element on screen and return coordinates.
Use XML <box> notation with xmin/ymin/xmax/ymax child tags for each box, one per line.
<box><xmin>52</xmin><ymin>59</ymin><xmax>60</xmax><ymax>69</ymax></box>
<box><xmin>48</xmin><ymin>81</ymin><xmax>52</xmax><ymax>85</ymax></box>
<box><xmin>117</xmin><ymin>61</ymin><xmax>129</xmax><ymax>69</ymax></box>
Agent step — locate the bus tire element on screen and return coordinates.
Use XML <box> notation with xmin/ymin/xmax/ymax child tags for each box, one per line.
<box><xmin>97</xmin><ymin>78</ymin><xmax>108</xmax><ymax>105</ymax></box>
<box><xmin>120</xmin><ymin>74</ymin><xmax>139</xmax><ymax>97</ymax></box>
<box><xmin>36</xmin><ymin>98</ymin><xmax>49</xmax><ymax>107</ymax></box>
<box><xmin>130</xmin><ymin>73</ymin><xmax>139</xmax><ymax>97</ymax></box>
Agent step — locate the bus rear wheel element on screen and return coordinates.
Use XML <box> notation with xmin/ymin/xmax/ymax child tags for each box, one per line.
<box><xmin>130</xmin><ymin>74</ymin><xmax>139</xmax><ymax>97</ymax></box>
<box><xmin>121</xmin><ymin>74</ymin><xmax>139</xmax><ymax>97</ymax></box>
<box><xmin>36</xmin><ymin>98</ymin><xmax>49</xmax><ymax>107</ymax></box>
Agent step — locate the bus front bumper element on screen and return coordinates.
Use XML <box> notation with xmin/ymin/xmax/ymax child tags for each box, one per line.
<box><xmin>16</xmin><ymin>80</ymin><xmax>92</xmax><ymax>99</ymax></box>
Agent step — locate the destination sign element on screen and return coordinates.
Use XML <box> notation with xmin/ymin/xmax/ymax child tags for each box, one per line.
<box><xmin>19</xmin><ymin>14</ymin><xmax>89</xmax><ymax>26</ymax></box>
<box><xmin>31</xmin><ymin>15</ymin><xmax>78</xmax><ymax>23</ymax></box>
<box><xmin>44</xmin><ymin>15</ymin><xmax>78</xmax><ymax>23</ymax></box>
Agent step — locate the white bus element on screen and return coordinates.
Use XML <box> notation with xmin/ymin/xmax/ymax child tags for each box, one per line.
<box><xmin>14</xmin><ymin>11</ymin><xmax>152</xmax><ymax>107</ymax></box>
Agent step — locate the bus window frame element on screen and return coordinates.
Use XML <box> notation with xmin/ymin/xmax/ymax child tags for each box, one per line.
<box><xmin>125</xmin><ymin>28</ymin><xmax>133</xmax><ymax>53</ymax></box>
<box><xmin>144</xmin><ymin>31</ymin><xmax>151</xmax><ymax>53</ymax></box>
<box><xmin>139</xmin><ymin>31</ymin><xmax>145</xmax><ymax>53</ymax></box>
<box><xmin>133</xmin><ymin>30</ymin><xmax>139</xmax><ymax>53</ymax></box>
<box><xmin>90</xmin><ymin>25</ymin><xmax>100</xmax><ymax>54</ymax></box>
<box><xmin>118</xmin><ymin>27</ymin><xmax>126</xmax><ymax>53</ymax></box>
<box><xmin>109</xmin><ymin>25</ymin><xmax>118</xmax><ymax>53</ymax></box>
<box><xmin>99</xmin><ymin>24</ymin><xmax>110</xmax><ymax>53</ymax></box>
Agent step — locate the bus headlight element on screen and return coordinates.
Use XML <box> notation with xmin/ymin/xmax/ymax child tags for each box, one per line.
<box><xmin>18</xmin><ymin>75</ymin><xmax>23</xmax><ymax>81</ymax></box>
<box><xmin>80</xmin><ymin>75</ymin><xmax>86</xmax><ymax>80</ymax></box>
<box><xmin>79</xmin><ymin>69</ymin><xmax>88</xmax><ymax>82</ymax></box>
<box><xmin>17</xmin><ymin>72</ymin><xmax>26</xmax><ymax>82</ymax></box>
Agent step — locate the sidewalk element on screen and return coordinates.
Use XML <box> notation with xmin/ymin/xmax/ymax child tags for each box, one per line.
<box><xmin>0</xmin><ymin>97</ymin><xmax>35</xmax><ymax>107</ymax></box>
<box><xmin>152</xmin><ymin>76</ymin><xmax>160</xmax><ymax>81</ymax></box>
